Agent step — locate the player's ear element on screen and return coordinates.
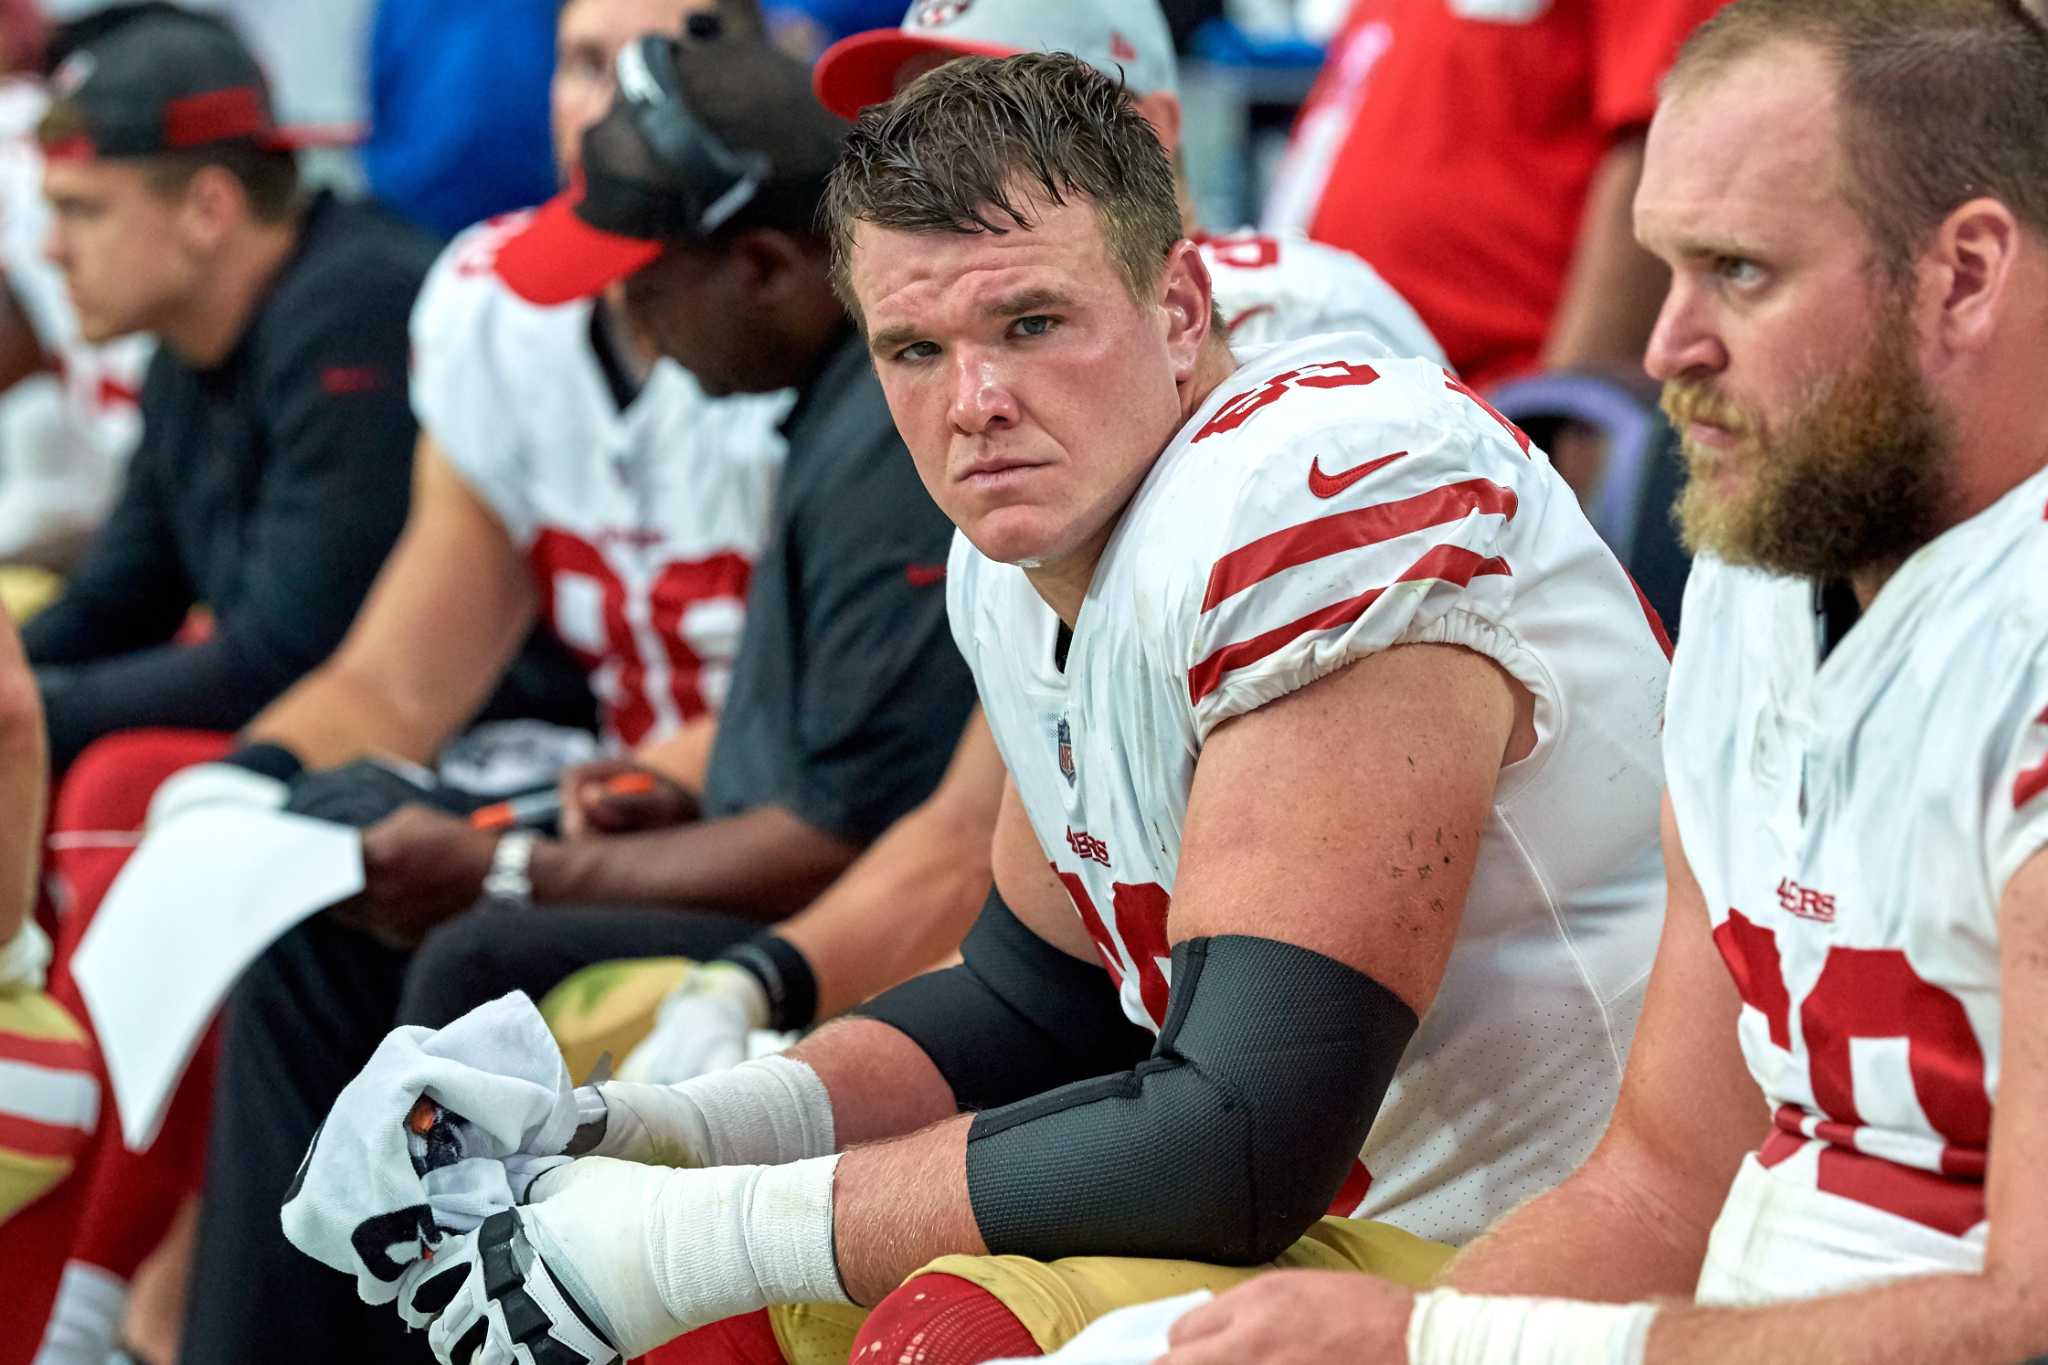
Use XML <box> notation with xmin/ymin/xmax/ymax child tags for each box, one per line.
<box><xmin>1158</xmin><ymin>239</ymin><xmax>1212</xmax><ymax>382</ymax></box>
<box><xmin>1925</xmin><ymin>197</ymin><xmax>2020</xmax><ymax>360</ymax></box>
<box><xmin>727</xmin><ymin>228</ymin><xmax>812</xmax><ymax>298</ymax></box>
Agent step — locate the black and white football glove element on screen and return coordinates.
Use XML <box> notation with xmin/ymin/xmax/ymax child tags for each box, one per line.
<box><xmin>397</xmin><ymin>1205</ymin><xmax>621</xmax><ymax>1365</ymax></box>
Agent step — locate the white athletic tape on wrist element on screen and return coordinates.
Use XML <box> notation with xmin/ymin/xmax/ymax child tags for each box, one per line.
<box><xmin>651</xmin><ymin>1155</ymin><xmax>849</xmax><ymax>1322</ymax></box>
<box><xmin>1406</xmin><ymin>1287</ymin><xmax>1659</xmax><ymax>1365</ymax></box>
<box><xmin>0</xmin><ymin>918</ymin><xmax>50</xmax><ymax>993</ymax></box>
<box><xmin>524</xmin><ymin>1155</ymin><xmax>849</xmax><ymax>1356</ymax></box>
<box><xmin>591</xmin><ymin>1054</ymin><xmax>835</xmax><ymax>1168</ymax></box>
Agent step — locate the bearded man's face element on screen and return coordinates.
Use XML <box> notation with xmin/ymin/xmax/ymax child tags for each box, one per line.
<box><xmin>1665</xmin><ymin>293</ymin><xmax>1951</xmax><ymax>580</ymax></box>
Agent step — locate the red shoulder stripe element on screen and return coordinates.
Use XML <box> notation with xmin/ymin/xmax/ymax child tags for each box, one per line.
<box><xmin>1200</xmin><ymin>478</ymin><xmax>1516</xmax><ymax>613</ymax></box>
<box><xmin>1188</xmin><ymin>544</ymin><xmax>1511</xmax><ymax>704</ymax></box>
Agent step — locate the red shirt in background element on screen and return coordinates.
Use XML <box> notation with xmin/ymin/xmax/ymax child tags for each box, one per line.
<box><xmin>1265</xmin><ymin>0</ymin><xmax>1727</xmax><ymax>387</ymax></box>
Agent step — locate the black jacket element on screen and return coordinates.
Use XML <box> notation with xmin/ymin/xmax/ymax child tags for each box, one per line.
<box><xmin>26</xmin><ymin>193</ymin><xmax>440</xmax><ymax>771</ymax></box>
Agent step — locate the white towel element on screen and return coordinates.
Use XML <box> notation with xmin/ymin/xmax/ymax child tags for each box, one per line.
<box><xmin>280</xmin><ymin>992</ymin><xmax>579</xmax><ymax>1306</ymax></box>
<box><xmin>987</xmin><ymin>1292</ymin><xmax>1213</xmax><ymax>1365</ymax></box>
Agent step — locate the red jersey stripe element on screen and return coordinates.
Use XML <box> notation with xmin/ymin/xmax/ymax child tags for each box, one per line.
<box><xmin>0</xmin><ymin>1031</ymin><xmax>96</xmax><ymax>1075</ymax></box>
<box><xmin>1199</xmin><ymin>478</ymin><xmax>1517</xmax><ymax>613</ymax></box>
<box><xmin>1188</xmin><ymin>544</ymin><xmax>1511</xmax><ymax>704</ymax></box>
<box><xmin>0</xmin><ymin>1110</ymin><xmax>91</xmax><ymax>1161</ymax></box>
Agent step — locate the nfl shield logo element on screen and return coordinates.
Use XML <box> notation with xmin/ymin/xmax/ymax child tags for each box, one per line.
<box><xmin>1056</xmin><ymin>716</ymin><xmax>1075</xmax><ymax>786</ymax></box>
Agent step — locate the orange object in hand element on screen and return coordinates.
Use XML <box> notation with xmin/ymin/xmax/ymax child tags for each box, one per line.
<box><xmin>468</xmin><ymin>771</ymin><xmax>659</xmax><ymax>831</ymax></box>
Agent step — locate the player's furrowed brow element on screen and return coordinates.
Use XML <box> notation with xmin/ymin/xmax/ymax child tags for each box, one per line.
<box><xmin>990</xmin><ymin>287</ymin><xmax>1073</xmax><ymax>319</ymax></box>
<box><xmin>868</xmin><ymin>323</ymin><xmax>920</xmax><ymax>357</ymax></box>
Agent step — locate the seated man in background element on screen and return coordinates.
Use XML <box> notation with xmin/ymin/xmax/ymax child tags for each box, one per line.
<box><xmin>546</xmin><ymin>0</ymin><xmax>1456</xmax><ymax>1089</ymax></box>
<box><xmin>19</xmin><ymin>8</ymin><xmax>438</xmax><ymax>775</ymax></box>
<box><xmin>10</xmin><ymin>2</ymin><xmax>760</xmax><ymax>1358</ymax></box>
<box><xmin>1153</xmin><ymin>2</ymin><xmax>2048</xmax><ymax>1362</ymax></box>
<box><xmin>195</xmin><ymin>7</ymin><xmax>975</xmax><ymax>1361</ymax></box>
<box><xmin>294</xmin><ymin>50</ymin><xmax>1673</xmax><ymax>1365</ymax></box>
<box><xmin>0</xmin><ymin>18</ymin><xmax>149</xmax><ymax>598</ymax></box>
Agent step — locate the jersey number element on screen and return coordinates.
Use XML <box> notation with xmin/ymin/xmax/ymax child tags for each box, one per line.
<box><xmin>1201</xmin><ymin>233</ymin><xmax>1281</xmax><ymax>270</ymax></box>
<box><xmin>1713</xmin><ymin>909</ymin><xmax>1991</xmax><ymax>1235</ymax></box>
<box><xmin>529</xmin><ymin>528</ymin><xmax>751</xmax><ymax>746</ymax></box>
<box><xmin>1193</xmin><ymin>361</ymin><xmax>1380</xmax><ymax>443</ymax></box>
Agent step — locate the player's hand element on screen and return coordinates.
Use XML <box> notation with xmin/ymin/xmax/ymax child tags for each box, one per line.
<box><xmin>350</xmin><ymin>806</ymin><xmax>502</xmax><ymax>946</ymax></box>
<box><xmin>398</xmin><ymin>1202</ymin><xmax>624</xmax><ymax>1365</ymax></box>
<box><xmin>557</xmin><ymin>759</ymin><xmax>695</xmax><ymax>840</ymax></box>
<box><xmin>616</xmin><ymin>961</ymin><xmax>769</xmax><ymax>1084</ymax></box>
<box><xmin>1156</xmin><ymin>1271</ymin><xmax>1416</xmax><ymax>1365</ymax></box>
<box><xmin>401</xmin><ymin>1157</ymin><xmax>774</xmax><ymax>1361</ymax></box>
<box><xmin>144</xmin><ymin>758</ymin><xmax>289</xmax><ymax>831</ymax></box>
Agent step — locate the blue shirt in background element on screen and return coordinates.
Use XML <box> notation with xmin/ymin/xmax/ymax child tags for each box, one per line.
<box><xmin>363</xmin><ymin>0</ymin><xmax>558</xmax><ymax>239</ymax></box>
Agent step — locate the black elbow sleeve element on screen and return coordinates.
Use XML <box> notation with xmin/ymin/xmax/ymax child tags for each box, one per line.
<box><xmin>848</xmin><ymin>884</ymin><xmax>1154</xmax><ymax>1112</ymax></box>
<box><xmin>965</xmin><ymin>935</ymin><xmax>1418</xmax><ymax>1266</ymax></box>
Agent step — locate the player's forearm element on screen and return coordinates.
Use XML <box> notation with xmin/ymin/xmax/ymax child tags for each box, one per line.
<box><xmin>778</xmin><ymin>813</ymin><xmax>993</xmax><ymax>1020</ymax></box>
<box><xmin>790</xmin><ymin>1016</ymin><xmax>959</xmax><ymax>1149</ymax></box>
<box><xmin>244</xmin><ymin>656</ymin><xmax>454</xmax><ymax>769</ymax></box>
<box><xmin>530</xmin><ymin>804</ymin><xmax>861</xmax><ymax>919</ymax></box>
<box><xmin>1647</xmin><ymin>1268</ymin><xmax>2038</xmax><ymax>1365</ymax></box>
<box><xmin>831</xmin><ymin>1111</ymin><xmax>985</xmax><ymax>1305</ymax></box>
<box><xmin>630</xmin><ymin>716</ymin><xmax>716</xmax><ymax>800</ymax></box>
<box><xmin>1540</xmin><ymin>136</ymin><xmax>1669</xmax><ymax>373</ymax></box>
<box><xmin>1439</xmin><ymin>1147</ymin><xmax>1715</xmax><ymax>1301</ymax></box>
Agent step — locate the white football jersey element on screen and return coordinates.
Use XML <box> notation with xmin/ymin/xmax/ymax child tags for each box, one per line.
<box><xmin>951</xmin><ymin>334</ymin><xmax>1670</xmax><ymax>1245</ymax></box>
<box><xmin>1668</xmin><ymin>465</ymin><xmax>2048</xmax><ymax>1305</ymax></box>
<box><xmin>411</xmin><ymin>213</ymin><xmax>789</xmax><ymax>748</ymax></box>
<box><xmin>1197</xmin><ymin>229</ymin><xmax>1444</xmax><ymax>366</ymax></box>
<box><xmin>0</xmin><ymin>80</ymin><xmax>148</xmax><ymax>564</ymax></box>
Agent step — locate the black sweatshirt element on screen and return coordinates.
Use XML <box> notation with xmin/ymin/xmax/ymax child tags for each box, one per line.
<box><xmin>26</xmin><ymin>193</ymin><xmax>440</xmax><ymax>772</ymax></box>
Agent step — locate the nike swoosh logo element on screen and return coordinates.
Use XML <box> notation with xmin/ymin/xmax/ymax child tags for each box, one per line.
<box><xmin>1307</xmin><ymin>450</ymin><xmax>1407</xmax><ymax>499</ymax></box>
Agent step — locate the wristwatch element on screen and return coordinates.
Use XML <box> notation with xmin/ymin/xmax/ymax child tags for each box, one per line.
<box><xmin>482</xmin><ymin>829</ymin><xmax>538</xmax><ymax>907</ymax></box>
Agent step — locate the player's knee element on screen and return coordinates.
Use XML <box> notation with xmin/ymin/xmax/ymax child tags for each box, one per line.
<box><xmin>399</xmin><ymin>910</ymin><xmax>516</xmax><ymax>1027</ymax></box>
<box><xmin>644</xmin><ymin>1308</ymin><xmax>786</xmax><ymax>1364</ymax></box>
<box><xmin>849</xmin><ymin>1273</ymin><xmax>1042</xmax><ymax>1365</ymax></box>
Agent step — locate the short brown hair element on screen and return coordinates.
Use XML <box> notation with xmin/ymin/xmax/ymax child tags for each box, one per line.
<box><xmin>821</xmin><ymin>51</ymin><xmax>1182</xmax><ymax>322</ymax></box>
<box><xmin>142</xmin><ymin>147</ymin><xmax>300</xmax><ymax>223</ymax></box>
<box><xmin>1668</xmin><ymin>0</ymin><xmax>2048</xmax><ymax>276</ymax></box>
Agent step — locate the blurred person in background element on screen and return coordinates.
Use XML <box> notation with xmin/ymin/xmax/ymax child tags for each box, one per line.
<box><xmin>362</xmin><ymin>0</ymin><xmax>560</xmax><ymax>236</ymax></box>
<box><xmin>11</xmin><ymin>1</ymin><xmax>748</xmax><ymax>1359</ymax></box>
<box><xmin>0</xmin><ymin>5</ymin><xmax>147</xmax><ymax>614</ymax></box>
<box><xmin>1266</xmin><ymin>0</ymin><xmax>1728</xmax><ymax>389</ymax></box>
<box><xmin>0</xmin><ymin>7</ymin><xmax>435</xmax><ymax>1361</ymax></box>
<box><xmin>185</xmin><ymin>6</ymin><xmax>974</xmax><ymax>1359</ymax></box>
<box><xmin>20</xmin><ymin>7</ymin><xmax>436</xmax><ymax>774</ymax></box>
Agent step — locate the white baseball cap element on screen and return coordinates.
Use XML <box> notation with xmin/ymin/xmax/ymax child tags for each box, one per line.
<box><xmin>813</xmin><ymin>0</ymin><xmax>1178</xmax><ymax>120</ymax></box>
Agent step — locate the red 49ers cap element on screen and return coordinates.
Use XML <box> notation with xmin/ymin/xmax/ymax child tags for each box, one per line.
<box><xmin>814</xmin><ymin>0</ymin><xmax>1179</xmax><ymax>120</ymax></box>
<box><xmin>37</xmin><ymin>8</ymin><xmax>295</xmax><ymax>161</ymax></box>
<box><xmin>494</xmin><ymin>0</ymin><xmax>848</xmax><ymax>307</ymax></box>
